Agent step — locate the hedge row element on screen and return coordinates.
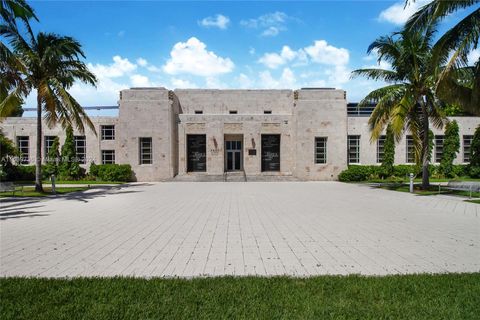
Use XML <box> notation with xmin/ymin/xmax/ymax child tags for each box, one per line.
<box><xmin>338</xmin><ymin>164</ymin><xmax>472</xmax><ymax>182</ymax></box>
<box><xmin>2</xmin><ymin>164</ymin><xmax>133</xmax><ymax>182</ymax></box>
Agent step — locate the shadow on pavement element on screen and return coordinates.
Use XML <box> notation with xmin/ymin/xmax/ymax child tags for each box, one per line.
<box><xmin>0</xmin><ymin>183</ymin><xmax>153</xmax><ymax>220</ymax></box>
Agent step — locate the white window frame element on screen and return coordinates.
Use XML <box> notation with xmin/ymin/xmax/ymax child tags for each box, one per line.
<box><xmin>314</xmin><ymin>137</ymin><xmax>327</xmax><ymax>164</ymax></box>
<box><xmin>406</xmin><ymin>136</ymin><xmax>415</xmax><ymax>164</ymax></box>
<box><xmin>377</xmin><ymin>135</ymin><xmax>386</xmax><ymax>163</ymax></box>
<box><xmin>101</xmin><ymin>150</ymin><xmax>115</xmax><ymax>164</ymax></box>
<box><xmin>347</xmin><ymin>135</ymin><xmax>360</xmax><ymax>164</ymax></box>
<box><xmin>17</xmin><ymin>136</ymin><xmax>29</xmax><ymax>164</ymax></box>
<box><xmin>139</xmin><ymin>137</ymin><xmax>152</xmax><ymax>165</ymax></box>
<box><xmin>101</xmin><ymin>125</ymin><xmax>115</xmax><ymax>140</ymax></box>
<box><xmin>74</xmin><ymin>136</ymin><xmax>86</xmax><ymax>164</ymax></box>
<box><xmin>435</xmin><ymin>135</ymin><xmax>444</xmax><ymax>163</ymax></box>
<box><xmin>463</xmin><ymin>135</ymin><xmax>473</xmax><ymax>163</ymax></box>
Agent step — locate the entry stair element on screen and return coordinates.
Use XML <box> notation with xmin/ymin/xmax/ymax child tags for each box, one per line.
<box><xmin>172</xmin><ymin>171</ymin><xmax>299</xmax><ymax>182</ymax></box>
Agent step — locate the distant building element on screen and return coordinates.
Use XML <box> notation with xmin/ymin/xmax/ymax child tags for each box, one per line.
<box><xmin>2</xmin><ymin>88</ymin><xmax>478</xmax><ymax>181</ymax></box>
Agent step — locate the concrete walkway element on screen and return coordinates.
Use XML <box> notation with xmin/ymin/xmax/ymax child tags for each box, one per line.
<box><xmin>0</xmin><ymin>182</ymin><xmax>479</xmax><ymax>277</ymax></box>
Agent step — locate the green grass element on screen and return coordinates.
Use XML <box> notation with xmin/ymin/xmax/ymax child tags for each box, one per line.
<box><xmin>466</xmin><ymin>199</ymin><xmax>480</xmax><ymax>204</ymax></box>
<box><xmin>378</xmin><ymin>184</ymin><xmax>480</xmax><ymax>198</ymax></box>
<box><xmin>12</xmin><ymin>180</ymin><xmax>124</xmax><ymax>185</ymax></box>
<box><xmin>1</xmin><ymin>274</ymin><xmax>479</xmax><ymax>319</ymax></box>
<box><xmin>0</xmin><ymin>186</ymin><xmax>88</xmax><ymax>197</ymax></box>
<box><xmin>364</xmin><ymin>177</ymin><xmax>480</xmax><ymax>184</ymax></box>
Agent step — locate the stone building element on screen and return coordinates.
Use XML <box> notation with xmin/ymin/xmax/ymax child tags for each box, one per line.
<box><xmin>1</xmin><ymin>88</ymin><xmax>478</xmax><ymax>181</ymax></box>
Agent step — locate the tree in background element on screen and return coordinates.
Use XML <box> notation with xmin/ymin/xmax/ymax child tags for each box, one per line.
<box><xmin>439</xmin><ymin>120</ymin><xmax>460</xmax><ymax>177</ymax></box>
<box><xmin>380</xmin><ymin>124</ymin><xmax>395</xmax><ymax>178</ymax></box>
<box><xmin>44</xmin><ymin>136</ymin><xmax>60</xmax><ymax>177</ymax></box>
<box><xmin>351</xmin><ymin>28</ymin><xmax>446</xmax><ymax>189</ymax></box>
<box><xmin>469</xmin><ymin>125</ymin><xmax>480</xmax><ymax>178</ymax></box>
<box><xmin>59</xmin><ymin>126</ymin><xmax>82</xmax><ymax>180</ymax></box>
<box><xmin>0</xmin><ymin>131</ymin><xmax>19</xmax><ymax>180</ymax></box>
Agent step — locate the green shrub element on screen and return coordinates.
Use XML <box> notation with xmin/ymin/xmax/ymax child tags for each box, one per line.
<box><xmin>88</xmin><ymin>164</ymin><xmax>132</xmax><ymax>182</ymax></box>
<box><xmin>439</xmin><ymin>120</ymin><xmax>460</xmax><ymax>178</ymax></box>
<box><xmin>338</xmin><ymin>165</ymin><xmax>381</xmax><ymax>182</ymax></box>
<box><xmin>469</xmin><ymin>125</ymin><xmax>480</xmax><ymax>177</ymax></box>
<box><xmin>380</xmin><ymin>124</ymin><xmax>395</xmax><ymax>178</ymax></box>
<box><xmin>4</xmin><ymin>165</ymin><xmax>51</xmax><ymax>181</ymax></box>
<box><xmin>59</xmin><ymin>126</ymin><xmax>84</xmax><ymax>180</ymax></box>
<box><xmin>392</xmin><ymin>165</ymin><xmax>420</xmax><ymax>178</ymax></box>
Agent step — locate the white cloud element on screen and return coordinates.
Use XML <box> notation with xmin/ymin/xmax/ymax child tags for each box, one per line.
<box><xmin>249</xmin><ymin>47</ymin><xmax>256</xmax><ymax>55</ymax></box>
<box><xmin>304</xmin><ymin>40</ymin><xmax>349</xmax><ymax>66</ymax></box>
<box><xmin>171</xmin><ymin>78</ymin><xmax>198</xmax><ymax>88</ymax></box>
<box><xmin>468</xmin><ymin>49</ymin><xmax>480</xmax><ymax>65</ymax></box>
<box><xmin>199</xmin><ymin>14</ymin><xmax>230</xmax><ymax>29</ymax></box>
<box><xmin>136</xmin><ymin>58</ymin><xmax>148</xmax><ymax>67</ymax></box>
<box><xmin>236</xmin><ymin>73</ymin><xmax>254</xmax><ymax>88</ymax></box>
<box><xmin>163</xmin><ymin>37</ymin><xmax>234</xmax><ymax>77</ymax></box>
<box><xmin>130</xmin><ymin>74</ymin><xmax>152</xmax><ymax>87</ymax></box>
<box><xmin>258</xmin><ymin>68</ymin><xmax>297</xmax><ymax>89</ymax></box>
<box><xmin>240</xmin><ymin>12</ymin><xmax>293</xmax><ymax>37</ymax></box>
<box><xmin>378</xmin><ymin>0</ymin><xmax>431</xmax><ymax>25</ymax></box>
<box><xmin>258</xmin><ymin>46</ymin><xmax>300</xmax><ymax>69</ymax></box>
<box><xmin>88</xmin><ymin>56</ymin><xmax>137</xmax><ymax>78</ymax></box>
<box><xmin>117</xmin><ymin>30</ymin><xmax>126</xmax><ymax>37</ymax></box>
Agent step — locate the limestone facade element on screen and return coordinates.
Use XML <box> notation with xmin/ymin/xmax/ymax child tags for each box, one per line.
<box><xmin>1</xmin><ymin>88</ymin><xmax>478</xmax><ymax>181</ymax></box>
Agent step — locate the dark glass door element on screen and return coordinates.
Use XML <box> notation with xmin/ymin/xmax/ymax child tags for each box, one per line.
<box><xmin>261</xmin><ymin>134</ymin><xmax>280</xmax><ymax>172</ymax></box>
<box><xmin>187</xmin><ymin>134</ymin><xmax>206</xmax><ymax>172</ymax></box>
<box><xmin>225</xmin><ymin>140</ymin><xmax>242</xmax><ymax>171</ymax></box>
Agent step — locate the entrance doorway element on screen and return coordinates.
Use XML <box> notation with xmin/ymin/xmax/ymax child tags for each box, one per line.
<box><xmin>261</xmin><ymin>134</ymin><xmax>281</xmax><ymax>172</ymax></box>
<box><xmin>225</xmin><ymin>138</ymin><xmax>243</xmax><ymax>171</ymax></box>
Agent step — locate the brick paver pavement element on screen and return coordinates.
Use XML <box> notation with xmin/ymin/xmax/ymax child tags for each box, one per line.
<box><xmin>1</xmin><ymin>182</ymin><xmax>479</xmax><ymax>277</ymax></box>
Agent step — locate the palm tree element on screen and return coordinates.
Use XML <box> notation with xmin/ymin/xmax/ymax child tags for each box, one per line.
<box><xmin>2</xmin><ymin>30</ymin><xmax>97</xmax><ymax>191</ymax></box>
<box><xmin>352</xmin><ymin>28</ymin><xmax>445</xmax><ymax>189</ymax></box>
<box><xmin>0</xmin><ymin>0</ymin><xmax>37</xmax><ymax>117</ymax></box>
<box><xmin>405</xmin><ymin>0</ymin><xmax>480</xmax><ymax>115</ymax></box>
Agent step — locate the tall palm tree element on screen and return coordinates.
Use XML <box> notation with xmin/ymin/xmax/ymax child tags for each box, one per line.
<box><xmin>405</xmin><ymin>0</ymin><xmax>480</xmax><ymax>115</ymax></box>
<box><xmin>0</xmin><ymin>0</ymin><xmax>37</xmax><ymax>117</ymax></box>
<box><xmin>352</xmin><ymin>28</ymin><xmax>445</xmax><ymax>188</ymax></box>
<box><xmin>2</xmin><ymin>30</ymin><xmax>97</xmax><ymax>191</ymax></box>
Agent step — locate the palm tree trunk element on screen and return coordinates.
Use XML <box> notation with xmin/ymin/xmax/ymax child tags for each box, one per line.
<box><xmin>421</xmin><ymin>102</ymin><xmax>430</xmax><ymax>190</ymax></box>
<box><xmin>35</xmin><ymin>93</ymin><xmax>43</xmax><ymax>192</ymax></box>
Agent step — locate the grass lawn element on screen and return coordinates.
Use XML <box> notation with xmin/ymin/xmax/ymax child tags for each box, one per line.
<box><xmin>1</xmin><ymin>274</ymin><xmax>479</xmax><ymax>319</ymax></box>
<box><xmin>13</xmin><ymin>180</ymin><xmax>123</xmax><ymax>185</ymax></box>
<box><xmin>466</xmin><ymin>199</ymin><xmax>480</xmax><ymax>204</ymax></box>
<box><xmin>0</xmin><ymin>186</ymin><xmax>88</xmax><ymax>198</ymax></box>
<box><xmin>364</xmin><ymin>177</ymin><xmax>480</xmax><ymax>184</ymax></box>
<box><xmin>378</xmin><ymin>184</ymin><xmax>480</xmax><ymax>198</ymax></box>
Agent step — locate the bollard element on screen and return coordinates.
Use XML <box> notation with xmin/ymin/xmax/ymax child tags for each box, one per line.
<box><xmin>51</xmin><ymin>174</ymin><xmax>56</xmax><ymax>195</ymax></box>
<box><xmin>409</xmin><ymin>173</ymin><xmax>414</xmax><ymax>193</ymax></box>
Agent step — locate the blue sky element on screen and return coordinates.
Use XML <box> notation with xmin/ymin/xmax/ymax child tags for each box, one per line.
<box><xmin>23</xmin><ymin>0</ymin><xmax>477</xmax><ymax>110</ymax></box>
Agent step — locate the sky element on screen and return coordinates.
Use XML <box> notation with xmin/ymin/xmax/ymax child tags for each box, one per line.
<box><xmin>21</xmin><ymin>0</ymin><xmax>479</xmax><ymax>113</ymax></box>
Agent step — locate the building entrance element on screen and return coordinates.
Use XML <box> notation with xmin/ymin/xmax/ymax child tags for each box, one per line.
<box><xmin>225</xmin><ymin>139</ymin><xmax>242</xmax><ymax>171</ymax></box>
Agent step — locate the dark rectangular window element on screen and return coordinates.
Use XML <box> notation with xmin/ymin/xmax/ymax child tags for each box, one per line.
<box><xmin>261</xmin><ymin>134</ymin><xmax>281</xmax><ymax>172</ymax></box>
<box><xmin>435</xmin><ymin>135</ymin><xmax>444</xmax><ymax>163</ymax></box>
<box><xmin>463</xmin><ymin>135</ymin><xmax>473</xmax><ymax>163</ymax></box>
<box><xmin>187</xmin><ymin>135</ymin><xmax>207</xmax><ymax>172</ymax></box>
<box><xmin>229</xmin><ymin>110</ymin><xmax>238</xmax><ymax>114</ymax></box>
<box><xmin>44</xmin><ymin>136</ymin><xmax>57</xmax><ymax>156</ymax></box>
<box><xmin>101</xmin><ymin>125</ymin><xmax>115</xmax><ymax>140</ymax></box>
<box><xmin>139</xmin><ymin>137</ymin><xmax>152</xmax><ymax>164</ymax></box>
<box><xmin>194</xmin><ymin>110</ymin><xmax>203</xmax><ymax>114</ymax></box>
<box><xmin>377</xmin><ymin>135</ymin><xmax>386</xmax><ymax>163</ymax></box>
<box><xmin>314</xmin><ymin>137</ymin><xmax>327</xmax><ymax>164</ymax></box>
<box><xmin>101</xmin><ymin>150</ymin><xmax>115</xmax><ymax>164</ymax></box>
<box><xmin>264</xmin><ymin>110</ymin><xmax>272</xmax><ymax>114</ymax></box>
<box><xmin>347</xmin><ymin>135</ymin><xmax>360</xmax><ymax>164</ymax></box>
<box><xmin>16</xmin><ymin>136</ymin><xmax>29</xmax><ymax>164</ymax></box>
<box><xmin>406</xmin><ymin>135</ymin><xmax>415</xmax><ymax>163</ymax></box>
<box><xmin>74</xmin><ymin>136</ymin><xmax>86</xmax><ymax>164</ymax></box>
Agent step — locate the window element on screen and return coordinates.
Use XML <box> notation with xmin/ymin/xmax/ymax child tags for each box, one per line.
<box><xmin>194</xmin><ymin>110</ymin><xmax>203</xmax><ymax>114</ymax></box>
<box><xmin>264</xmin><ymin>110</ymin><xmax>272</xmax><ymax>114</ymax></box>
<box><xmin>377</xmin><ymin>135</ymin><xmax>386</xmax><ymax>163</ymax></box>
<box><xmin>16</xmin><ymin>136</ymin><xmax>29</xmax><ymax>164</ymax></box>
<box><xmin>463</xmin><ymin>135</ymin><xmax>473</xmax><ymax>163</ymax></box>
<box><xmin>435</xmin><ymin>135</ymin><xmax>444</xmax><ymax>163</ymax></box>
<box><xmin>229</xmin><ymin>110</ymin><xmax>238</xmax><ymax>114</ymax></box>
<box><xmin>406</xmin><ymin>136</ymin><xmax>415</xmax><ymax>163</ymax></box>
<box><xmin>101</xmin><ymin>125</ymin><xmax>115</xmax><ymax>140</ymax></box>
<box><xmin>74</xmin><ymin>136</ymin><xmax>86</xmax><ymax>164</ymax></box>
<box><xmin>139</xmin><ymin>137</ymin><xmax>152</xmax><ymax>164</ymax></box>
<box><xmin>101</xmin><ymin>150</ymin><xmax>115</xmax><ymax>164</ymax></box>
<box><xmin>315</xmin><ymin>137</ymin><xmax>327</xmax><ymax>164</ymax></box>
<box><xmin>347</xmin><ymin>135</ymin><xmax>360</xmax><ymax>164</ymax></box>
<box><xmin>44</xmin><ymin>136</ymin><xmax>57</xmax><ymax>155</ymax></box>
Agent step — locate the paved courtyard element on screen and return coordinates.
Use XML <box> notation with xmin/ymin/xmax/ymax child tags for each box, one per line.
<box><xmin>1</xmin><ymin>182</ymin><xmax>479</xmax><ymax>277</ymax></box>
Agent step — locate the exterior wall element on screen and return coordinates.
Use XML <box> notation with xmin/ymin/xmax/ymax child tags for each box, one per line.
<box><xmin>294</xmin><ymin>89</ymin><xmax>348</xmax><ymax>180</ymax></box>
<box><xmin>347</xmin><ymin>116</ymin><xmax>480</xmax><ymax>165</ymax></box>
<box><xmin>175</xmin><ymin>89</ymin><xmax>296</xmax><ymax>177</ymax></box>
<box><xmin>117</xmin><ymin>88</ymin><xmax>176</xmax><ymax>181</ymax></box>
<box><xmin>1</xmin><ymin>88</ymin><xmax>478</xmax><ymax>182</ymax></box>
<box><xmin>0</xmin><ymin>117</ymin><xmax>117</xmax><ymax>169</ymax></box>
